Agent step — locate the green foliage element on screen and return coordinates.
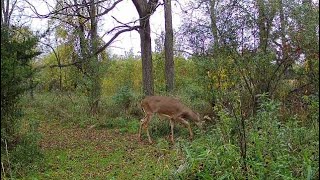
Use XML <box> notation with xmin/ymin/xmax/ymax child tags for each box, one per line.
<box><xmin>191</xmin><ymin>53</ymin><xmax>241</xmax><ymax>110</ymax></box>
<box><xmin>302</xmin><ymin>94</ymin><xmax>319</xmax><ymax>124</ymax></box>
<box><xmin>172</xmin><ymin>96</ymin><xmax>319</xmax><ymax>179</ymax></box>
<box><xmin>171</xmin><ymin>131</ymin><xmax>243</xmax><ymax>179</ymax></box>
<box><xmin>96</xmin><ymin>117</ymin><xmax>139</xmax><ymax>134</ymax></box>
<box><xmin>9</xmin><ymin>121</ymin><xmax>43</xmax><ymax>175</ymax></box>
<box><xmin>1</xmin><ymin>27</ymin><xmax>39</xmax><ymax>141</ymax></box>
<box><xmin>36</xmin><ymin>44</ymin><xmax>80</xmax><ymax>91</ymax></box>
<box><xmin>1</xmin><ymin>27</ymin><xmax>42</xmax><ymax>178</ymax></box>
<box><xmin>1</xmin><ymin>26</ymin><xmax>43</xmax><ymax>179</ymax></box>
<box><xmin>153</xmin><ymin>53</ymin><xmax>166</xmax><ymax>93</ymax></box>
<box><xmin>1</xmin><ymin>118</ymin><xmax>43</xmax><ymax>178</ymax></box>
<box><xmin>14</xmin><ymin>90</ymin><xmax>319</xmax><ymax>179</ymax></box>
<box><xmin>246</xmin><ymin>97</ymin><xmax>319</xmax><ymax>179</ymax></box>
<box><xmin>30</xmin><ymin>92</ymin><xmax>98</xmax><ymax>128</ymax></box>
<box><xmin>112</xmin><ymin>85</ymin><xmax>135</xmax><ymax>110</ymax></box>
<box><xmin>102</xmin><ymin>58</ymin><xmax>142</xmax><ymax>96</ymax></box>
<box><xmin>104</xmin><ymin>84</ymin><xmax>143</xmax><ymax>118</ymax></box>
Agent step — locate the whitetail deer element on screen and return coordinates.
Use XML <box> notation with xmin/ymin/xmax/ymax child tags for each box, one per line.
<box><xmin>138</xmin><ymin>96</ymin><xmax>204</xmax><ymax>143</ymax></box>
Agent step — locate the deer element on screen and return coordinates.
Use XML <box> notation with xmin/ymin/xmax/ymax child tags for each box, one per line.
<box><xmin>138</xmin><ymin>96</ymin><xmax>204</xmax><ymax>144</ymax></box>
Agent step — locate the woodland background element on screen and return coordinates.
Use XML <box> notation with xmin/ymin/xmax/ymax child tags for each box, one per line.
<box><xmin>1</xmin><ymin>0</ymin><xmax>319</xmax><ymax>179</ymax></box>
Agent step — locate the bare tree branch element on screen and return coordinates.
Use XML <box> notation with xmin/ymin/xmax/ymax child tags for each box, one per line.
<box><xmin>95</xmin><ymin>25</ymin><xmax>140</xmax><ymax>55</ymax></box>
<box><xmin>25</xmin><ymin>0</ymin><xmax>123</xmax><ymax>20</ymax></box>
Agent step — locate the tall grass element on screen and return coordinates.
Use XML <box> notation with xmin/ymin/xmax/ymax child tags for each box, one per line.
<box><xmin>171</xmin><ymin>97</ymin><xmax>319</xmax><ymax>179</ymax></box>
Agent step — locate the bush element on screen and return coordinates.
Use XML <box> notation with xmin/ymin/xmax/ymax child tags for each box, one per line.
<box><xmin>109</xmin><ymin>85</ymin><xmax>143</xmax><ymax>118</ymax></box>
<box><xmin>1</xmin><ymin>117</ymin><xmax>43</xmax><ymax>178</ymax></box>
<box><xmin>112</xmin><ymin>85</ymin><xmax>135</xmax><ymax>110</ymax></box>
<box><xmin>10</xmin><ymin>123</ymin><xmax>43</xmax><ymax>174</ymax></box>
<box><xmin>172</xmin><ymin>96</ymin><xmax>319</xmax><ymax>179</ymax></box>
<box><xmin>1</xmin><ymin>26</ymin><xmax>42</xmax><ymax>178</ymax></box>
<box><xmin>171</xmin><ymin>130</ymin><xmax>243</xmax><ymax>179</ymax></box>
<box><xmin>1</xmin><ymin>27</ymin><xmax>40</xmax><ymax>145</ymax></box>
<box><xmin>246</xmin><ymin>97</ymin><xmax>319</xmax><ymax>179</ymax></box>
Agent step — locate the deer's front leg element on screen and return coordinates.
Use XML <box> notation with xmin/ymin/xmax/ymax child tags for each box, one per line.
<box><xmin>169</xmin><ymin>119</ymin><xmax>175</xmax><ymax>144</ymax></box>
<box><xmin>146</xmin><ymin>121</ymin><xmax>153</xmax><ymax>144</ymax></box>
<box><xmin>177</xmin><ymin>117</ymin><xmax>193</xmax><ymax>141</ymax></box>
<box><xmin>143</xmin><ymin>114</ymin><xmax>153</xmax><ymax>144</ymax></box>
<box><xmin>139</xmin><ymin>113</ymin><xmax>153</xmax><ymax>143</ymax></box>
<box><xmin>138</xmin><ymin>118</ymin><xmax>145</xmax><ymax>141</ymax></box>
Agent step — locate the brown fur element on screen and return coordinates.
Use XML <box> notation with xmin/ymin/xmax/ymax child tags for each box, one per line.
<box><xmin>138</xmin><ymin>96</ymin><xmax>202</xmax><ymax>143</ymax></box>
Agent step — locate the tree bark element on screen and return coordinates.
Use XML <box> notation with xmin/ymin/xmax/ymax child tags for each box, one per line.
<box><xmin>132</xmin><ymin>0</ymin><xmax>158</xmax><ymax>96</ymax></box>
<box><xmin>279</xmin><ymin>0</ymin><xmax>288</xmax><ymax>62</ymax></box>
<box><xmin>1</xmin><ymin>0</ymin><xmax>17</xmax><ymax>27</ymax></box>
<box><xmin>256</xmin><ymin>0</ymin><xmax>268</xmax><ymax>52</ymax></box>
<box><xmin>164</xmin><ymin>0</ymin><xmax>174</xmax><ymax>92</ymax></box>
<box><xmin>209</xmin><ymin>0</ymin><xmax>219</xmax><ymax>52</ymax></box>
<box><xmin>140</xmin><ymin>19</ymin><xmax>154</xmax><ymax>95</ymax></box>
<box><xmin>88</xmin><ymin>0</ymin><xmax>101</xmax><ymax>115</ymax></box>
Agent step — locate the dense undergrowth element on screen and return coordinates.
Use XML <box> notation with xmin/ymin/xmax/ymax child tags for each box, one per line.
<box><xmin>173</xmin><ymin>98</ymin><xmax>319</xmax><ymax>179</ymax></box>
<box><xmin>2</xmin><ymin>91</ymin><xmax>318</xmax><ymax>179</ymax></box>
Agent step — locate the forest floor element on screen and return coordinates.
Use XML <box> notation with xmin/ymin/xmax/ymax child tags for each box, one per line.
<box><xmin>25</xmin><ymin>119</ymin><xmax>185</xmax><ymax>179</ymax></box>
<box><xmin>17</xmin><ymin>92</ymin><xmax>319</xmax><ymax>179</ymax></box>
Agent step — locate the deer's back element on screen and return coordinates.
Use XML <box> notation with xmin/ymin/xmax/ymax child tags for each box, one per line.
<box><xmin>141</xmin><ymin>96</ymin><xmax>187</xmax><ymax>116</ymax></box>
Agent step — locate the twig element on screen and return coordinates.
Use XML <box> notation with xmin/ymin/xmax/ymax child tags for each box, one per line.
<box><xmin>4</xmin><ymin>139</ymin><xmax>12</xmax><ymax>179</ymax></box>
<box><xmin>1</xmin><ymin>162</ymin><xmax>6</xmax><ymax>179</ymax></box>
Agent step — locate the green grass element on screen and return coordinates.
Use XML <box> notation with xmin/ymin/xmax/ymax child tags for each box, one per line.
<box><xmin>8</xmin><ymin>92</ymin><xmax>319</xmax><ymax>179</ymax></box>
<box><xmin>16</xmin><ymin>92</ymin><xmax>190</xmax><ymax>179</ymax></box>
<box><xmin>21</xmin><ymin>117</ymin><xmax>185</xmax><ymax>180</ymax></box>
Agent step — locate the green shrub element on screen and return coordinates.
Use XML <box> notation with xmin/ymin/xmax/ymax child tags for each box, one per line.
<box><xmin>303</xmin><ymin>94</ymin><xmax>319</xmax><ymax>124</ymax></box>
<box><xmin>11</xmin><ymin>131</ymin><xmax>43</xmax><ymax>173</ymax></box>
<box><xmin>1</xmin><ymin>26</ymin><xmax>42</xmax><ymax>178</ymax></box>
<box><xmin>1</xmin><ymin>27</ymin><xmax>40</xmax><ymax>145</ymax></box>
<box><xmin>172</xmin><ymin>95</ymin><xmax>319</xmax><ymax>179</ymax></box>
<box><xmin>112</xmin><ymin>85</ymin><xmax>135</xmax><ymax>110</ymax></box>
<box><xmin>1</xmin><ymin>118</ymin><xmax>43</xmax><ymax>178</ymax></box>
<box><xmin>246</xmin><ymin>97</ymin><xmax>318</xmax><ymax>179</ymax></box>
<box><xmin>109</xmin><ymin>85</ymin><xmax>143</xmax><ymax>118</ymax></box>
<box><xmin>171</xmin><ymin>130</ymin><xmax>243</xmax><ymax>179</ymax></box>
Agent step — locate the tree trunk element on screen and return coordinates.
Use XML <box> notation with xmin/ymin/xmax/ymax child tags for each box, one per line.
<box><xmin>1</xmin><ymin>0</ymin><xmax>16</xmax><ymax>28</ymax></box>
<box><xmin>132</xmin><ymin>0</ymin><xmax>158</xmax><ymax>96</ymax></box>
<box><xmin>88</xmin><ymin>0</ymin><xmax>101</xmax><ymax>115</ymax></box>
<box><xmin>257</xmin><ymin>0</ymin><xmax>268</xmax><ymax>52</ymax></box>
<box><xmin>164</xmin><ymin>0</ymin><xmax>174</xmax><ymax>92</ymax></box>
<box><xmin>279</xmin><ymin>0</ymin><xmax>288</xmax><ymax>61</ymax></box>
<box><xmin>139</xmin><ymin>19</ymin><xmax>154</xmax><ymax>95</ymax></box>
<box><xmin>209</xmin><ymin>0</ymin><xmax>219</xmax><ymax>52</ymax></box>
